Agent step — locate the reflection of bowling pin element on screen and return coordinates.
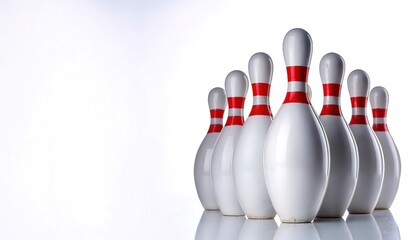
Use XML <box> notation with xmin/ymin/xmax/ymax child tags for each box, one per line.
<box><xmin>238</xmin><ymin>219</ymin><xmax>278</xmax><ymax>240</ymax></box>
<box><xmin>195</xmin><ymin>211</ymin><xmax>222</xmax><ymax>240</ymax></box>
<box><xmin>233</xmin><ymin>52</ymin><xmax>275</xmax><ymax>219</ymax></box>
<box><xmin>314</xmin><ymin>217</ymin><xmax>352</xmax><ymax>240</ymax></box>
<box><xmin>317</xmin><ymin>53</ymin><xmax>359</xmax><ymax>218</ymax></box>
<box><xmin>194</xmin><ymin>87</ymin><xmax>227</xmax><ymax>210</ymax></box>
<box><xmin>217</xmin><ymin>215</ymin><xmax>246</xmax><ymax>240</ymax></box>
<box><xmin>347</xmin><ymin>69</ymin><xmax>384</xmax><ymax>214</ymax></box>
<box><xmin>346</xmin><ymin>214</ymin><xmax>382</xmax><ymax>240</ymax></box>
<box><xmin>370</xmin><ymin>87</ymin><xmax>401</xmax><ymax>210</ymax></box>
<box><xmin>264</xmin><ymin>28</ymin><xmax>330</xmax><ymax>223</ymax></box>
<box><xmin>273</xmin><ymin>223</ymin><xmax>320</xmax><ymax>240</ymax></box>
<box><xmin>373</xmin><ymin>210</ymin><xmax>401</xmax><ymax>240</ymax></box>
<box><xmin>212</xmin><ymin>70</ymin><xmax>248</xmax><ymax>216</ymax></box>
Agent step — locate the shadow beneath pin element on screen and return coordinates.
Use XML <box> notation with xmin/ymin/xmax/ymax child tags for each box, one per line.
<box><xmin>346</xmin><ymin>213</ymin><xmax>382</xmax><ymax>240</ymax></box>
<box><xmin>238</xmin><ymin>218</ymin><xmax>278</xmax><ymax>240</ymax></box>
<box><xmin>273</xmin><ymin>222</ymin><xmax>320</xmax><ymax>240</ymax></box>
<box><xmin>314</xmin><ymin>217</ymin><xmax>352</xmax><ymax>240</ymax></box>
<box><xmin>373</xmin><ymin>209</ymin><xmax>401</xmax><ymax>240</ymax></box>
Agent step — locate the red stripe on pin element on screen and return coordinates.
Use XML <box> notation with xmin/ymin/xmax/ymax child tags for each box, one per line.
<box><xmin>250</xmin><ymin>105</ymin><xmax>272</xmax><ymax>116</ymax></box>
<box><xmin>320</xmin><ymin>105</ymin><xmax>341</xmax><ymax>116</ymax></box>
<box><xmin>210</xmin><ymin>109</ymin><xmax>224</xmax><ymax>118</ymax></box>
<box><xmin>226</xmin><ymin>116</ymin><xmax>244</xmax><ymax>126</ymax></box>
<box><xmin>228</xmin><ymin>97</ymin><xmax>245</xmax><ymax>109</ymax></box>
<box><xmin>287</xmin><ymin>66</ymin><xmax>309</xmax><ymax>82</ymax></box>
<box><xmin>351</xmin><ymin>97</ymin><xmax>367</xmax><ymax>108</ymax></box>
<box><xmin>372</xmin><ymin>108</ymin><xmax>387</xmax><ymax>118</ymax></box>
<box><xmin>208</xmin><ymin>124</ymin><xmax>223</xmax><ymax>133</ymax></box>
<box><xmin>323</xmin><ymin>84</ymin><xmax>341</xmax><ymax>96</ymax></box>
<box><xmin>350</xmin><ymin>115</ymin><xmax>368</xmax><ymax>125</ymax></box>
<box><xmin>283</xmin><ymin>92</ymin><xmax>309</xmax><ymax>104</ymax></box>
<box><xmin>373</xmin><ymin>123</ymin><xmax>388</xmax><ymax>132</ymax></box>
<box><xmin>252</xmin><ymin>83</ymin><xmax>270</xmax><ymax>96</ymax></box>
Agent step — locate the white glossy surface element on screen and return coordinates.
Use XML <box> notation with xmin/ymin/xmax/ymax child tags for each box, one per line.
<box><xmin>264</xmin><ymin>105</ymin><xmax>329</xmax><ymax>222</ymax></box>
<box><xmin>346</xmin><ymin>214</ymin><xmax>382</xmax><ymax>240</ymax></box>
<box><xmin>238</xmin><ymin>219</ymin><xmax>278</xmax><ymax>240</ymax></box>
<box><xmin>216</xmin><ymin>215</ymin><xmax>246</xmax><ymax>239</ymax></box>
<box><xmin>348</xmin><ymin>69</ymin><xmax>370</xmax><ymax>97</ymax></box>
<box><xmin>318</xmin><ymin>116</ymin><xmax>358</xmax><ymax>217</ymax></box>
<box><xmin>348</xmin><ymin>125</ymin><xmax>384</xmax><ymax>213</ymax></box>
<box><xmin>314</xmin><ymin>218</ymin><xmax>352</xmax><ymax>240</ymax></box>
<box><xmin>283</xmin><ymin>28</ymin><xmax>312</xmax><ymax>67</ymax></box>
<box><xmin>225</xmin><ymin>71</ymin><xmax>249</xmax><ymax>98</ymax></box>
<box><xmin>194</xmin><ymin>87</ymin><xmax>226</xmax><ymax>210</ymax></box>
<box><xmin>233</xmin><ymin>52</ymin><xmax>275</xmax><ymax>219</ymax></box>
<box><xmin>370</xmin><ymin>86</ymin><xmax>388</xmax><ymax>109</ymax></box>
<box><xmin>373</xmin><ymin>210</ymin><xmax>401</xmax><ymax>240</ymax></box>
<box><xmin>273</xmin><ymin>223</ymin><xmax>320</xmax><ymax>240</ymax></box>
<box><xmin>195</xmin><ymin>210</ymin><xmax>222</xmax><ymax>240</ymax></box>
<box><xmin>317</xmin><ymin>52</ymin><xmax>359</xmax><ymax>217</ymax></box>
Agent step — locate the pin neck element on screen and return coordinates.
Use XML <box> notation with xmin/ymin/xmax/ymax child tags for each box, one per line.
<box><xmin>372</xmin><ymin>108</ymin><xmax>389</xmax><ymax>132</ymax></box>
<box><xmin>349</xmin><ymin>97</ymin><xmax>369</xmax><ymax>125</ymax></box>
<box><xmin>283</xmin><ymin>66</ymin><xmax>310</xmax><ymax>104</ymax></box>
<box><xmin>320</xmin><ymin>83</ymin><xmax>342</xmax><ymax>116</ymax></box>
<box><xmin>250</xmin><ymin>83</ymin><xmax>272</xmax><ymax>117</ymax></box>
<box><xmin>207</xmin><ymin>108</ymin><xmax>224</xmax><ymax>133</ymax></box>
<box><xmin>226</xmin><ymin>97</ymin><xmax>245</xmax><ymax>126</ymax></box>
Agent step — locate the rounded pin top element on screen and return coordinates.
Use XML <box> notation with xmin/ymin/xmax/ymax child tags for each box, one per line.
<box><xmin>225</xmin><ymin>70</ymin><xmax>249</xmax><ymax>98</ymax></box>
<box><xmin>283</xmin><ymin>28</ymin><xmax>313</xmax><ymax>67</ymax></box>
<box><xmin>347</xmin><ymin>69</ymin><xmax>370</xmax><ymax>97</ymax></box>
<box><xmin>320</xmin><ymin>52</ymin><xmax>345</xmax><ymax>84</ymax></box>
<box><xmin>208</xmin><ymin>87</ymin><xmax>227</xmax><ymax>110</ymax></box>
<box><xmin>370</xmin><ymin>86</ymin><xmax>389</xmax><ymax>109</ymax></box>
<box><xmin>248</xmin><ymin>52</ymin><xmax>273</xmax><ymax>84</ymax></box>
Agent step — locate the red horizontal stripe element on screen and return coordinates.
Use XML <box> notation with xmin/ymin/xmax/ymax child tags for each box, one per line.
<box><xmin>373</xmin><ymin>123</ymin><xmax>388</xmax><ymax>132</ymax></box>
<box><xmin>323</xmin><ymin>83</ymin><xmax>341</xmax><ymax>96</ymax></box>
<box><xmin>350</xmin><ymin>115</ymin><xmax>368</xmax><ymax>125</ymax></box>
<box><xmin>283</xmin><ymin>92</ymin><xmax>309</xmax><ymax>104</ymax></box>
<box><xmin>249</xmin><ymin>105</ymin><xmax>272</xmax><ymax>117</ymax></box>
<box><xmin>228</xmin><ymin>97</ymin><xmax>245</xmax><ymax>109</ymax></box>
<box><xmin>226</xmin><ymin>116</ymin><xmax>244</xmax><ymax>126</ymax></box>
<box><xmin>351</xmin><ymin>97</ymin><xmax>367</xmax><ymax>108</ymax></box>
<box><xmin>207</xmin><ymin>124</ymin><xmax>223</xmax><ymax>133</ymax></box>
<box><xmin>372</xmin><ymin>108</ymin><xmax>387</xmax><ymax>118</ymax></box>
<box><xmin>287</xmin><ymin>66</ymin><xmax>309</xmax><ymax>82</ymax></box>
<box><xmin>252</xmin><ymin>83</ymin><xmax>270</xmax><ymax>96</ymax></box>
<box><xmin>320</xmin><ymin>105</ymin><xmax>341</xmax><ymax>116</ymax></box>
<box><xmin>210</xmin><ymin>109</ymin><xmax>224</xmax><ymax>118</ymax></box>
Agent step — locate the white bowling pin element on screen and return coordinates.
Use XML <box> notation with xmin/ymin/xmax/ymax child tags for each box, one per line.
<box><xmin>212</xmin><ymin>70</ymin><xmax>248</xmax><ymax>216</ymax></box>
<box><xmin>373</xmin><ymin>210</ymin><xmax>401</xmax><ymax>240</ymax></box>
<box><xmin>195</xmin><ymin>211</ymin><xmax>222</xmax><ymax>240</ymax></box>
<box><xmin>347</xmin><ymin>69</ymin><xmax>384</xmax><ymax>214</ymax></box>
<box><xmin>314</xmin><ymin>218</ymin><xmax>352</xmax><ymax>240</ymax></box>
<box><xmin>233</xmin><ymin>52</ymin><xmax>276</xmax><ymax>219</ymax></box>
<box><xmin>194</xmin><ymin>87</ymin><xmax>227</xmax><ymax>210</ymax></box>
<box><xmin>317</xmin><ymin>53</ymin><xmax>359</xmax><ymax>218</ymax></box>
<box><xmin>264</xmin><ymin>28</ymin><xmax>330</xmax><ymax>223</ymax></box>
<box><xmin>238</xmin><ymin>219</ymin><xmax>278</xmax><ymax>240</ymax></box>
<box><xmin>346</xmin><ymin>214</ymin><xmax>382</xmax><ymax>240</ymax></box>
<box><xmin>370</xmin><ymin>87</ymin><xmax>401</xmax><ymax>210</ymax></box>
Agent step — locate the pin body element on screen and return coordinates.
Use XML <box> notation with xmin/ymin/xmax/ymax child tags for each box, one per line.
<box><xmin>370</xmin><ymin>86</ymin><xmax>401</xmax><ymax>209</ymax></box>
<box><xmin>347</xmin><ymin>69</ymin><xmax>384</xmax><ymax>214</ymax></box>
<box><xmin>212</xmin><ymin>70</ymin><xmax>248</xmax><ymax>216</ymax></box>
<box><xmin>264</xmin><ymin>28</ymin><xmax>329</xmax><ymax>223</ymax></box>
<box><xmin>233</xmin><ymin>52</ymin><xmax>275</xmax><ymax>219</ymax></box>
<box><xmin>194</xmin><ymin>87</ymin><xmax>226</xmax><ymax>210</ymax></box>
<box><xmin>317</xmin><ymin>53</ymin><xmax>358</xmax><ymax>218</ymax></box>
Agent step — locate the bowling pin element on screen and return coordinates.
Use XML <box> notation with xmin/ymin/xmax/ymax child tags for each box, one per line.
<box><xmin>233</xmin><ymin>52</ymin><xmax>276</xmax><ymax>219</ymax></box>
<box><xmin>317</xmin><ymin>53</ymin><xmax>359</xmax><ymax>218</ymax></box>
<box><xmin>307</xmin><ymin>84</ymin><xmax>312</xmax><ymax>101</ymax></box>
<box><xmin>347</xmin><ymin>69</ymin><xmax>384</xmax><ymax>214</ymax></box>
<box><xmin>370</xmin><ymin>87</ymin><xmax>401</xmax><ymax>209</ymax></box>
<box><xmin>264</xmin><ymin>28</ymin><xmax>330</xmax><ymax>223</ymax></box>
<box><xmin>194</xmin><ymin>87</ymin><xmax>227</xmax><ymax>210</ymax></box>
<box><xmin>212</xmin><ymin>70</ymin><xmax>248</xmax><ymax>216</ymax></box>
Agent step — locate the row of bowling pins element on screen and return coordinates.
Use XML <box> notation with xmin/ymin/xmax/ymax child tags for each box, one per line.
<box><xmin>194</xmin><ymin>28</ymin><xmax>401</xmax><ymax>223</ymax></box>
<box><xmin>195</xmin><ymin>210</ymin><xmax>400</xmax><ymax>240</ymax></box>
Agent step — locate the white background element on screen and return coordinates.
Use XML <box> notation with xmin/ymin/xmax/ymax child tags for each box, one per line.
<box><xmin>0</xmin><ymin>0</ymin><xmax>417</xmax><ymax>239</ymax></box>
